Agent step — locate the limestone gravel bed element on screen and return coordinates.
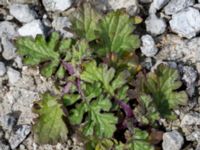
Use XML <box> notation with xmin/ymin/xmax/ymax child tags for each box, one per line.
<box><xmin>0</xmin><ymin>0</ymin><xmax>200</xmax><ymax>149</ymax></box>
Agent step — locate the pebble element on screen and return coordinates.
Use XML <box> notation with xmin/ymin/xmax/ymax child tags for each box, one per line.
<box><xmin>170</xmin><ymin>7</ymin><xmax>200</xmax><ymax>39</ymax></box>
<box><xmin>164</xmin><ymin>0</ymin><xmax>195</xmax><ymax>15</ymax></box>
<box><xmin>18</xmin><ymin>20</ymin><xmax>44</xmax><ymax>38</ymax></box>
<box><xmin>9</xmin><ymin>4</ymin><xmax>37</xmax><ymax>23</ymax></box>
<box><xmin>0</xmin><ymin>21</ymin><xmax>18</xmax><ymax>39</ymax></box>
<box><xmin>107</xmin><ymin>0</ymin><xmax>139</xmax><ymax>15</ymax></box>
<box><xmin>42</xmin><ymin>0</ymin><xmax>72</xmax><ymax>12</ymax></box>
<box><xmin>7</xmin><ymin>67</ymin><xmax>21</xmax><ymax>85</ymax></box>
<box><xmin>182</xmin><ymin>66</ymin><xmax>197</xmax><ymax>96</ymax></box>
<box><xmin>162</xmin><ymin>130</ymin><xmax>184</xmax><ymax>150</ymax></box>
<box><xmin>181</xmin><ymin>112</ymin><xmax>200</xmax><ymax>126</ymax></box>
<box><xmin>141</xmin><ymin>34</ymin><xmax>158</xmax><ymax>57</ymax></box>
<box><xmin>1</xmin><ymin>36</ymin><xmax>16</xmax><ymax>60</ymax></box>
<box><xmin>52</xmin><ymin>16</ymin><xmax>73</xmax><ymax>38</ymax></box>
<box><xmin>0</xmin><ymin>141</ymin><xmax>10</xmax><ymax>150</ymax></box>
<box><xmin>9</xmin><ymin>125</ymin><xmax>31</xmax><ymax>149</ymax></box>
<box><xmin>0</xmin><ymin>62</ymin><xmax>6</xmax><ymax>76</ymax></box>
<box><xmin>139</xmin><ymin>0</ymin><xmax>152</xmax><ymax>3</ymax></box>
<box><xmin>149</xmin><ymin>0</ymin><xmax>170</xmax><ymax>14</ymax></box>
<box><xmin>0</xmin><ymin>112</ymin><xmax>19</xmax><ymax>132</ymax></box>
<box><xmin>145</xmin><ymin>14</ymin><xmax>166</xmax><ymax>36</ymax></box>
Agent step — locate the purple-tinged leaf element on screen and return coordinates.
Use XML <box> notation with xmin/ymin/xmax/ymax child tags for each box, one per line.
<box><xmin>62</xmin><ymin>61</ymin><xmax>75</xmax><ymax>75</ymax></box>
<box><xmin>63</xmin><ymin>82</ymin><xmax>72</xmax><ymax>94</ymax></box>
<box><xmin>116</xmin><ymin>100</ymin><xmax>133</xmax><ymax>118</ymax></box>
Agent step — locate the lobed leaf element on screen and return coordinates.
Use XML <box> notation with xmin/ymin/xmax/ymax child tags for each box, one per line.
<box><xmin>33</xmin><ymin>93</ymin><xmax>68</xmax><ymax>144</ymax></box>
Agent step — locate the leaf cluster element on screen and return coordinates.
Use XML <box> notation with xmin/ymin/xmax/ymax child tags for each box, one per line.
<box><xmin>16</xmin><ymin>2</ymin><xmax>188</xmax><ymax>149</ymax></box>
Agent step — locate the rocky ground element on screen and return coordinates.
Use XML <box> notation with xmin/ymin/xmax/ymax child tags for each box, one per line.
<box><xmin>0</xmin><ymin>0</ymin><xmax>200</xmax><ymax>150</ymax></box>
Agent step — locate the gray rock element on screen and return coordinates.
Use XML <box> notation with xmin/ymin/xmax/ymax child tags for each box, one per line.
<box><xmin>141</xmin><ymin>34</ymin><xmax>158</xmax><ymax>57</ymax></box>
<box><xmin>9</xmin><ymin>125</ymin><xmax>31</xmax><ymax>149</ymax></box>
<box><xmin>42</xmin><ymin>0</ymin><xmax>72</xmax><ymax>12</ymax></box>
<box><xmin>0</xmin><ymin>112</ymin><xmax>19</xmax><ymax>132</ymax></box>
<box><xmin>164</xmin><ymin>0</ymin><xmax>195</xmax><ymax>15</ymax></box>
<box><xmin>0</xmin><ymin>141</ymin><xmax>9</xmax><ymax>150</ymax></box>
<box><xmin>162</xmin><ymin>131</ymin><xmax>184</xmax><ymax>150</ymax></box>
<box><xmin>1</xmin><ymin>36</ymin><xmax>17</xmax><ymax>60</ymax></box>
<box><xmin>52</xmin><ymin>16</ymin><xmax>73</xmax><ymax>38</ymax></box>
<box><xmin>186</xmin><ymin>131</ymin><xmax>200</xmax><ymax>141</ymax></box>
<box><xmin>7</xmin><ymin>67</ymin><xmax>21</xmax><ymax>85</ymax></box>
<box><xmin>181</xmin><ymin>66</ymin><xmax>197</xmax><ymax>96</ymax></box>
<box><xmin>0</xmin><ymin>62</ymin><xmax>6</xmax><ymax>76</ymax></box>
<box><xmin>0</xmin><ymin>21</ymin><xmax>18</xmax><ymax>39</ymax></box>
<box><xmin>13</xmin><ymin>56</ymin><xmax>23</xmax><ymax>69</ymax></box>
<box><xmin>107</xmin><ymin>0</ymin><xmax>139</xmax><ymax>15</ymax></box>
<box><xmin>139</xmin><ymin>0</ymin><xmax>152</xmax><ymax>3</ymax></box>
<box><xmin>9</xmin><ymin>4</ymin><xmax>37</xmax><ymax>23</ymax></box>
<box><xmin>145</xmin><ymin>14</ymin><xmax>166</xmax><ymax>36</ymax></box>
<box><xmin>170</xmin><ymin>7</ymin><xmax>200</xmax><ymax>39</ymax></box>
<box><xmin>18</xmin><ymin>20</ymin><xmax>44</xmax><ymax>38</ymax></box>
<box><xmin>181</xmin><ymin>112</ymin><xmax>200</xmax><ymax>126</ymax></box>
<box><xmin>149</xmin><ymin>0</ymin><xmax>170</xmax><ymax>14</ymax></box>
<box><xmin>155</xmin><ymin>34</ymin><xmax>200</xmax><ymax>73</ymax></box>
<box><xmin>196</xmin><ymin>143</ymin><xmax>200</xmax><ymax>150</ymax></box>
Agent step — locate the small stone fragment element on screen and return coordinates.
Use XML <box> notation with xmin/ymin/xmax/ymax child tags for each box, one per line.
<box><xmin>9</xmin><ymin>125</ymin><xmax>31</xmax><ymax>149</ymax></box>
<box><xmin>141</xmin><ymin>34</ymin><xmax>158</xmax><ymax>57</ymax></box>
<box><xmin>181</xmin><ymin>112</ymin><xmax>200</xmax><ymax>126</ymax></box>
<box><xmin>181</xmin><ymin>66</ymin><xmax>197</xmax><ymax>96</ymax></box>
<box><xmin>170</xmin><ymin>7</ymin><xmax>200</xmax><ymax>39</ymax></box>
<box><xmin>0</xmin><ymin>112</ymin><xmax>19</xmax><ymax>132</ymax></box>
<box><xmin>162</xmin><ymin>131</ymin><xmax>184</xmax><ymax>150</ymax></box>
<box><xmin>52</xmin><ymin>16</ymin><xmax>73</xmax><ymax>38</ymax></box>
<box><xmin>9</xmin><ymin>4</ymin><xmax>37</xmax><ymax>23</ymax></box>
<box><xmin>0</xmin><ymin>62</ymin><xmax>6</xmax><ymax>76</ymax></box>
<box><xmin>145</xmin><ymin>14</ymin><xmax>166</xmax><ymax>36</ymax></box>
<box><xmin>42</xmin><ymin>0</ymin><xmax>72</xmax><ymax>12</ymax></box>
<box><xmin>164</xmin><ymin>0</ymin><xmax>195</xmax><ymax>15</ymax></box>
<box><xmin>0</xmin><ymin>141</ymin><xmax>9</xmax><ymax>150</ymax></box>
<box><xmin>18</xmin><ymin>20</ymin><xmax>44</xmax><ymax>38</ymax></box>
<box><xmin>149</xmin><ymin>0</ymin><xmax>170</xmax><ymax>14</ymax></box>
<box><xmin>1</xmin><ymin>36</ymin><xmax>16</xmax><ymax>60</ymax></box>
<box><xmin>7</xmin><ymin>67</ymin><xmax>21</xmax><ymax>85</ymax></box>
<box><xmin>0</xmin><ymin>21</ymin><xmax>18</xmax><ymax>39</ymax></box>
<box><xmin>107</xmin><ymin>0</ymin><xmax>139</xmax><ymax>15</ymax></box>
<box><xmin>139</xmin><ymin>0</ymin><xmax>152</xmax><ymax>3</ymax></box>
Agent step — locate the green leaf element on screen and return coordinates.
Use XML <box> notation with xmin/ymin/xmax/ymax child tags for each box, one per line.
<box><xmin>16</xmin><ymin>32</ymin><xmax>60</xmax><ymax>77</ymax></box>
<box><xmin>128</xmin><ymin>128</ymin><xmax>154</xmax><ymax>150</ymax></box>
<box><xmin>68</xmin><ymin>83</ymin><xmax>117</xmax><ymax>138</ymax></box>
<box><xmin>80</xmin><ymin>61</ymin><xmax>128</xmax><ymax>97</ymax></box>
<box><xmin>70</xmin><ymin>3</ymin><xmax>100</xmax><ymax>41</ymax></box>
<box><xmin>97</xmin><ymin>10</ymin><xmax>140</xmax><ymax>56</ymax></box>
<box><xmin>139</xmin><ymin>64</ymin><xmax>188</xmax><ymax>119</ymax></box>
<box><xmin>33</xmin><ymin>93</ymin><xmax>68</xmax><ymax>144</ymax></box>
<box><xmin>135</xmin><ymin>94</ymin><xmax>160</xmax><ymax>124</ymax></box>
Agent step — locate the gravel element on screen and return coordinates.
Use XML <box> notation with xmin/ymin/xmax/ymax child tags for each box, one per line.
<box><xmin>141</xmin><ymin>34</ymin><xmax>158</xmax><ymax>57</ymax></box>
<box><xmin>164</xmin><ymin>0</ymin><xmax>195</xmax><ymax>15</ymax></box>
<box><xmin>181</xmin><ymin>112</ymin><xmax>200</xmax><ymax>126</ymax></box>
<box><xmin>9</xmin><ymin>4</ymin><xmax>37</xmax><ymax>23</ymax></box>
<box><xmin>0</xmin><ymin>21</ymin><xmax>18</xmax><ymax>39</ymax></box>
<box><xmin>145</xmin><ymin>14</ymin><xmax>166</xmax><ymax>35</ymax></box>
<box><xmin>7</xmin><ymin>67</ymin><xmax>21</xmax><ymax>85</ymax></box>
<box><xmin>182</xmin><ymin>66</ymin><xmax>198</xmax><ymax>97</ymax></box>
<box><xmin>149</xmin><ymin>0</ymin><xmax>170</xmax><ymax>13</ymax></box>
<box><xmin>162</xmin><ymin>131</ymin><xmax>184</xmax><ymax>150</ymax></box>
<box><xmin>0</xmin><ymin>62</ymin><xmax>6</xmax><ymax>76</ymax></box>
<box><xmin>18</xmin><ymin>20</ymin><xmax>44</xmax><ymax>37</ymax></box>
<box><xmin>52</xmin><ymin>16</ymin><xmax>73</xmax><ymax>38</ymax></box>
<box><xmin>42</xmin><ymin>0</ymin><xmax>73</xmax><ymax>12</ymax></box>
<box><xmin>1</xmin><ymin>36</ymin><xmax>16</xmax><ymax>60</ymax></box>
<box><xmin>9</xmin><ymin>125</ymin><xmax>31</xmax><ymax>149</ymax></box>
<box><xmin>170</xmin><ymin>7</ymin><xmax>200</xmax><ymax>39</ymax></box>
